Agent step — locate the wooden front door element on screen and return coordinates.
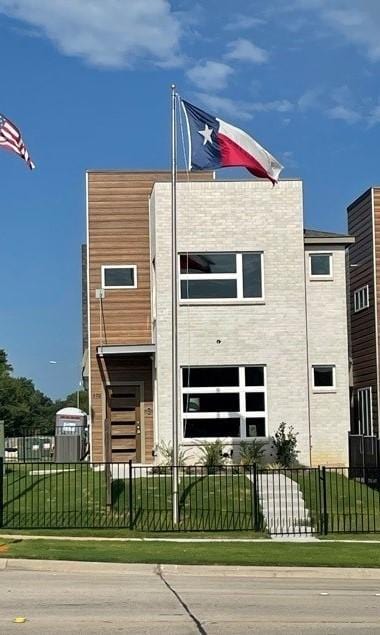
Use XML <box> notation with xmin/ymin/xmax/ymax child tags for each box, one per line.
<box><xmin>107</xmin><ymin>385</ymin><xmax>141</xmax><ymax>462</ymax></box>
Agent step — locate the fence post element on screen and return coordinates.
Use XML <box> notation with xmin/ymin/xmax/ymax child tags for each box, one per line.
<box><xmin>321</xmin><ymin>466</ymin><xmax>328</xmax><ymax>535</ymax></box>
<box><xmin>252</xmin><ymin>463</ymin><xmax>259</xmax><ymax>531</ymax></box>
<box><xmin>0</xmin><ymin>457</ymin><xmax>3</xmax><ymax>529</ymax></box>
<box><xmin>128</xmin><ymin>460</ymin><xmax>133</xmax><ymax>530</ymax></box>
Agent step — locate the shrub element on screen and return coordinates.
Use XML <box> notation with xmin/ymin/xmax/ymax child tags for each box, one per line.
<box><xmin>239</xmin><ymin>439</ymin><xmax>266</xmax><ymax>466</ymax></box>
<box><xmin>198</xmin><ymin>439</ymin><xmax>225</xmax><ymax>472</ymax></box>
<box><xmin>272</xmin><ymin>422</ymin><xmax>298</xmax><ymax>467</ymax></box>
<box><xmin>158</xmin><ymin>441</ymin><xmax>188</xmax><ymax>466</ymax></box>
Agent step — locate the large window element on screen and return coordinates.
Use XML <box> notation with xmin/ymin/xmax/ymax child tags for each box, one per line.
<box><xmin>354</xmin><ymin>285</ymin><xmax>369</xmax><ymax>313</ymax></box>
<box><xmin>180</xmin><ymin>252</ymin><xmax>263</xmax><ymax>301</ymax></box>
<box><xmin>357</xmin><ymin>387</ymin><xmax>373</xmax><ymax>436</ymax></box>
<box><xmin>102</xmin><ymin>265</ymin><xmax>137</xmax><ymax>289</ymax></box>
<box><xmin>182</xmin><ymin>365</ymin><xmax>267</xmax><ymax>439</ymax></box>
<box><xmin>309</xmin><ymin>253</ymin><xmax>332</xmax><ymax>279</ymax></box>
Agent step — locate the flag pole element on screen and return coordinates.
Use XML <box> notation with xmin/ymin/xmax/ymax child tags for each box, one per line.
<box><xmin>171</xmin><ymin>84</ymin><xmax>179</xmax><ymax>525</ymax></box>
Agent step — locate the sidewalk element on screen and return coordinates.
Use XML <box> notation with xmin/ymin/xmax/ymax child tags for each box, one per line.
<box><xmin>2</xmin><ymin>558</ymin><xmax>380</xmax><ymax>579</ymax></box>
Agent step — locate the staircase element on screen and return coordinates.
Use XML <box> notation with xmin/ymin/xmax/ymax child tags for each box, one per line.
<box><xmin>254</xmin><ymin>472</ymin><xmax>318</xmax><ymax>540</ymax></box>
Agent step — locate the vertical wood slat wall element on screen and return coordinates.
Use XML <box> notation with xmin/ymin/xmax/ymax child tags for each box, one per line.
<box><xmin>348</xmin><ymin>188</ymin><xmax>378</xmax><ymax>435</ymax></box>
<box><xmin>87</xmin><ymin>170</ymin><xmax>211</xmax><ymax>462</ymax></box>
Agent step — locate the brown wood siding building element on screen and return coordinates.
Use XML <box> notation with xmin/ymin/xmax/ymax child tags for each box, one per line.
<box><xmin>87</xmin><ymin>170</ymin><xmax>211</xmax><ymax>462</ymax></box>
<box><xmin>348</xmin><ymin>188</ymin><xmax>378</xmax><ymax>436</ymax></box>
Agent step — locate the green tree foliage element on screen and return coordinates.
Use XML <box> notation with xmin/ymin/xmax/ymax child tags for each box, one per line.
<box><xmin>0</xmin><ymin>349</ymin><xmax>88</xmax><ymax>437</ymax></box>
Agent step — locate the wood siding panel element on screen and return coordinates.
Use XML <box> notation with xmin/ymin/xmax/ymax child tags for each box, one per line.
<box><xmin>348</xmin><ymin>189</ymin><xmax>378</xmax><ymax>434</ymax></box>
<box><xmin>88</xmin><ymin>171</ymin><xmax>211</xmax><ymax>461</ymax></box>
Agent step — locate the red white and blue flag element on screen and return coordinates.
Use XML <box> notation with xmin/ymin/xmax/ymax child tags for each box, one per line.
<box><xmin>0</xmin><ymin>113</ymin><xmax>35</xmax><ymax>170</ymax></box>
<box><xmin>181</xmin><ymin>100</ymin><xmax>282</xmax><ymax>184</ymax></box>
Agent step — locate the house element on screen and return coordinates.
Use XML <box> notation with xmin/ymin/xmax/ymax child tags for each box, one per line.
<box><xmin>84</xmin><ymin>172</ymin><xmax>353</xmax><ymax>467</ymax></box>
<box><xmin>347</xmin><ymin>188</ymin><xmax>380</xmax><ymax>465</ymax></box>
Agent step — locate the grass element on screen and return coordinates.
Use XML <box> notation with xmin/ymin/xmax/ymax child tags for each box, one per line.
<box><xmin>3</xmin><ymin>464</ymin><xmax>255</xmax><ymax>532</ymax></box>
<box><xmin>1</xmin><ymin>538</ymin><xmax>380</xmax><ymax>567</ymax></box>
<box><xmin>295</xmin><ymin>468</ymin><xmax>380</xmax><ymax>533</ymax></box>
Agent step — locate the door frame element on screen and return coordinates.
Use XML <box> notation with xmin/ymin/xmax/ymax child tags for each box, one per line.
<box><xmin>105</xmin><ymin>381</ymin><xmax>145</xmax><ymax>463</ymax></box>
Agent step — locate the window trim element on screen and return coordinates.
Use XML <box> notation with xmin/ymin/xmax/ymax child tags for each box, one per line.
<box><xmin>312</xmin><ymin>364</ymin><xmax>336</xmax><ymax>392</ymax></box>
<box><xmin>101</xmin><ymin>265</ymin><xmax>137</xmax><ymax>290</ymax></box>
<box><xmin>181</xmin><ymin>365</ymin><xmax>267</xmax><ymax>441</ymax></box>
<box><xmin>179</xmin><ymin>252</ymin><xmax>264</xmax><ymax>303</ymax></box>
<box><xmin>357</xmin><ymin>387</ymin><xmax>373</xmax><ymax>436</ymax></box>
<box><xmin>309</xmin><ymin>251</ymin><xmax>333</xmax><ymax>280</ymax></box>
<box><xmin>354</xmin><ymin>284</ymin><xmax>369</xmax><ymax>313</ymax></box>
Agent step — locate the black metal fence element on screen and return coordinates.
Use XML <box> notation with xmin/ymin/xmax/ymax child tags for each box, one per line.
<box><xmin>2</xmin><ymin>461</ymin><xmax>380</xmax><ymax>534</ymax></box>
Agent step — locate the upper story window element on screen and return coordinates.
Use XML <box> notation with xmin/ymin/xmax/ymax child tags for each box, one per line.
<box><xmin>354</xmin><ymin>285</ymin><xmax>369</xmax><ymax>313</ymax></box>
<box><xmin>101</xmin><ymin>265</ymin><xmax>137</xmax><ymax>289</ymax></box>
<box><xmin>180</xmin><ymin>252</ymin><xmax>263</xmax><ymax>301</ymax></box>
<box><xmin>309</xmin><ymin>252</ymin><xmax>332</xmax><ymax>279</ymax></box>
<box><xmin>312</xmin><ymin>365</ymin><xmax>335</xmax><ymax>391</ymax></box>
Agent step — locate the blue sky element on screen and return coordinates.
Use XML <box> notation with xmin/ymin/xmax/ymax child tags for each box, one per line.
<box><xmin>0</xmin><ymin>0</ymin><xmax>379</xmax><ymax>398</ymax></box>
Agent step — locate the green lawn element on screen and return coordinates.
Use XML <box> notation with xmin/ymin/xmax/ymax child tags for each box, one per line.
<box><xmin>3</xmin><ymin>464</ymin><xmax>255</xmax><ymax>532</ymax></box>
<box><xmin>2</xmin><ymin>538</ymin><xmax>380</xmax><ymax>568</ymax></box>
<box><xmin>295</xmin><ymin>469</ymin><xmax>380</xmax><ymax>533</ymax></box>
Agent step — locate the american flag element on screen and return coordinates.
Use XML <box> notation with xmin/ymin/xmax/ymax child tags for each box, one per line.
<box><xmin>0</xmin><ymin>113</ymin><xmax>35</xmax><ymax>170</ymax></box>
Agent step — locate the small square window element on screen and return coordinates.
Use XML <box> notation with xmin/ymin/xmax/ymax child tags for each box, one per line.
<box><xmin>102</xmin><ymin>266</ymin><xmax>137</xmax><ymax>289</ymax></box>
<box><xmin>312</xmin><ymin>365</ymin><xmax>335</xmax><ymax>390</ymax></box>
<box><xmin>310</xmin><ymin>253</ymin><xmax>332</xmax><ymax>278</ymax></box>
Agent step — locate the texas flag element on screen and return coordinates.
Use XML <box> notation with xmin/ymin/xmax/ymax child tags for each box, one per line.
<box><xmin>181</xmin><ymin>100</ymin><xmax>283</xmax><ymax>184</ymax></box>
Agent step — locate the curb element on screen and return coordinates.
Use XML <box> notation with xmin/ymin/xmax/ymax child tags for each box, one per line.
<box><xmin>1</xmin><ymin>558</ymin><xmax>380</xmax><ymax>578</ymax></box>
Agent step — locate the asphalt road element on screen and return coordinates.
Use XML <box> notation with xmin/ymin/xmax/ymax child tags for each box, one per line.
<box><xmin>1</xmin><ymin>563</ymin><xmax>380</xmax><ymax>634</ymax></box>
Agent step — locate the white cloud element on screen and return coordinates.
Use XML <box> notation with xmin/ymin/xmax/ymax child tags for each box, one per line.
<box><xmin>292</xmin><ymin>1</ymin><xmax>380</xmax><ymax>62</ymax></box>
<box><xmin>193</xmin><ymin>92</ymin><xmax>253</xmax><ymax>120</ymax></box>
<box><xmin>224</xmin><ymin>15</ymin><xmax>266</xmax><ymax>31</ymax></box>
<box><xmin>225</xmin><ymin>38</ymin><xmax>269</xmax><ymax>64</ymax></box>
<box><xmin>251</xmin><ymin>100</ymin><xmax>293</xmax><ymax>113</ymax></box>
<box><xmin>0</xmin><ymin>0</ymin><xmax>182</xmax><ymax>68</ymax></box>
<box><xmin>297</xmin><ymin>87</ymin><xmax>323</xmax><ymax>112</ymax></box>
<box><xmin>368</xmin><ymin>104</ymin><xmax>380</xmax><ymax>127</ymax></box>
<box><xmin>326</xmin><ymin>105</ymin><xmax>361</xmax><ymax>124</ymax></box>
<box><xmin>193</xmin><ymin>93</ymin><xmax>293</xmax><ymax>120</ymax></box>
<box><xmin>186</xmin><ymin>61</ymin><xmax>233</xmax><ymax>91</ymax></box>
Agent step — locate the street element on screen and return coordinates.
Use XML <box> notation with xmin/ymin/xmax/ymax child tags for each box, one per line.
<box><xmin>1</xmin><ymin>561</ymin><xmax>380</xmax><ymax>633</ymax></box>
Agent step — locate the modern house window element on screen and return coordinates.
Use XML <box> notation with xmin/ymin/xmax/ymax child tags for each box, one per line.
<box><xmin>101</xmin><ymin>265</ymin><xmax>137</xmax><ymax>289</ymax></box>
<box><xmin>309</xmin><ymin>253</ymin><xmax>332</xmax><ymax>278</ymax></box>
<box><xmin>357</xmin><ymin>387</ymin><xmax>373</xmax><ymax>436</ymax></box>
<box><xmin>182</xmin><ymin>365</ymin><xmax>266</xmax><ymax>439</ymax></box>
<box><xmin>312</xmin><ymin>365</ymin><xmax>335</xmax><ymax>391</ymax></box>
<box><xmin>354</xmin><ymin>285</ymin><xmax>369</xmax><ymax>313</ymax></box>
<box><xmin>180</xmin><ymin>252</ymin><xmax>263</xmax><ymax>301</ymax></box>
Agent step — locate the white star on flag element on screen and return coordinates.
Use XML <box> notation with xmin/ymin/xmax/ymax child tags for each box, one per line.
<box><xmin>198</xmin><ymin>124</ymin><xmax>213</xmax><ymax>145</ymax></box>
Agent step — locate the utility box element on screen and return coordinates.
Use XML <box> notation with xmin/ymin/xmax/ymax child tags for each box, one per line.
<box><xmin>55</xmin><ymin>407</ymin><xmax>87</xmax><ymax>462</ymax></box>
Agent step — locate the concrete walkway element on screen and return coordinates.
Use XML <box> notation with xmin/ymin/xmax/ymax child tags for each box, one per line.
<box><xmin>254</xmin><ymin>472</ymin><xmax>318</xmax><ymax>540</ymax></box>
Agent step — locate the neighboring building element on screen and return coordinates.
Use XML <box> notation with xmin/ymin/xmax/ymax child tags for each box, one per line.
<box><xmin>86</xmin><ymin>172</ymin><xmax>353</xmax><ymax>467</ymax></box>
<box><xmin>347</xmin><ymin>188</ymin><xmax>380</xmax><ymax>458</ymax></box>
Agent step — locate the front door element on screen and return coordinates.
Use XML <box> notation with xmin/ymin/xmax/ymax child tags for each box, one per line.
<box><xmin>107</xmin><ymin>385</ymin><xmax>141</xmax><ymax>462</ymax></box>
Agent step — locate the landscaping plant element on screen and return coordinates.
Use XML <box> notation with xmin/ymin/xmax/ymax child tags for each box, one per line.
<box><xmin>198</xmin><ymin>439</ymin><xmax>225</xmax><ymax>472</ymax></box>
<box><xmin>239</xmin><ymin>439</ymin><xmax>266</xmax><ymax>466</ymax></box>
<box><xmin>272</xmin><ymin>422</ymin><xmax>299</xmax><ymax>467</ymax></box>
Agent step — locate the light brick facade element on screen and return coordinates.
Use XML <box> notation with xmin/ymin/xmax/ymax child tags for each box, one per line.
<box><xmin>150</xmin><ymin>180</ymin><xmax>351</xmax><ymax>467</ymax></box>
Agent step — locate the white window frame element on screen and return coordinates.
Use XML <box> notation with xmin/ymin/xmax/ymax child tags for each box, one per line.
<box><xmin>309</xmin><ymin>251</ymin><xmax>333</xmax><ymax>280</ymax></box>
<box><xmin>357</xmin><ymin>387</ymin><xmax>373</xmax><ymax>436</ymax></box>
<box><xmin>181</xmin><ymin>365</ymin><xmax>267</xmax><ymax>441</ymax></box>
<box><xmin>179</xmin><ymin>252</ymin><xmax>264</xmax><ymax>303</ymax></box>
<box><xmin>312</xmin><ymin>364</ymin><xmax>336</xmax><ymax>392</ymax></box>
<box><xmin>101</xmin><ymin>265</ymin><xmax>137</xmax><ymax>290</ymax></box>
<box><xmin>354</xmin><ymin>285</ymin><xmax>369</xmax><ymax>313</ymax></box>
